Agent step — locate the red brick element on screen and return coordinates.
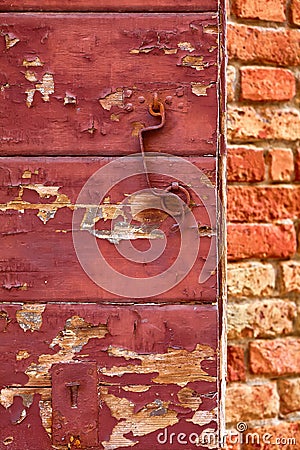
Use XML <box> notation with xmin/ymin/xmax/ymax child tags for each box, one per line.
<box><xmin>228</xmin><ymin>24</ymin><xmax>300</xmax><ymax>66</ymax></box>
<box><xmin>228</xmin><ymin>186</ymin><xmax>300</xmax><ymax>222</ymax></box>
<box><xmin>267</xmin><ymin>148</ymin><xmax>294</xmax><ymax>182</ymax></box>
<box><xmin>240</xmin><ymin>67</ymin><xmax>296</xmax><ymax>101</ymax></box>
<box><xmin>227</xmin><ymin>146</ymin><xmax>265</xmax><ymax>182</ymax></box>
<box><xmin>291</xmin><ymin>0</ymin><xmax>300</xmax><ymax>25</ymax></box>
<box><xmin>228</xmin><ymin>106</ymin><xmax>300</xmax><ymax>142</ymax></box>
<box><xmin>228</xmin><ymin>223</ymin><xmax>296</xmax><ymax>260</ymax></box>
<box><xmin>295</xmin><ymin>147</ymin><xmax>300</xmax><ymax>181</ymax></box>
<box><xmin>278</xmin><ymin>378</ymin><xmax>300</xmax><ymax>414</ymax></box>
<box><xmin>227</xmin><ymin>346</ymin><xmax>246</xmax><ymax>382</ymax></box>
<box><xmin>226</xmin><ymin>383</ymin><xmax>279</xmax><ymax>423</ymax></box>
<box><xmin>250</xmin><ymin>338</ymin><xmax>300</xmax><ymax>375</ymax></box>
<box><xmin>232</xmin><ymin>0</ymin><xmax>286</xmax><ymax>22</ymax></box>
<box><xmin>242</xmin><ymin>422</ymin><xmax>300</xmax><ymax>450</ymax></box>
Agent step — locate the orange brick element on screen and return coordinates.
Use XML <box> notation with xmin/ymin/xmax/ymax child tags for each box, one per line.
<box><xmin>227</xmin><ymin>146</ymin><xmax>265</xmax><ymax>182</ymax></box>
<box><xmin>228</xmin><ymin>186</ymin><xmax>300</xmax><ymax>222</ymax></box>
<box><xmin>295</xmin><ymin>147</ymin><xmax>300</xmax><ymax>180</ymax></box>
<box><xmin>223</xmin><ymin>437</ymin><xmax>240</xmax><ymax>450</ymax></box>
<box><xmin>250</xmin><ymin>338</ymin><xmax>300</xmax><ymax>375</ymax></box>
<box><xmin>291</xmin><ymin>0</ymin><xmax>300</xmax><ymax>25</ymax></box>
<box><xmin>240</xmin><ymin>67</ymin><xmax>296</xmax><ymax>101</ymax></box>
<box><xmin>228</xmin><ymin>106</ymin><xmax>300</xmax><ymax>142</ymax></box>
<box><xmin>228</xmin><ymin>223</ymin><xmax>296</xmax><ymax>260</ymax></box>
<box><xmin>228</xmin><ymin>24</ymin><xmax>300</xmax><ymax>66</ymax></box>
<box><xmin>278</xmin><ymin>378</ymin><xmax>300</xmax><ymax>414</ymax></box>
<box><xmin>267</xmin><ymin>148</ymin><xmax>294</xmax><ymax>182</ymax></box>
<box><xmin>232</xmin><ymin>0</ymin><xmax>286</xmax><ymax>22</ymax></box>
<box><xmin>226</xmin><ymin>383</ymin><xmax>279</xmax><ymax>423</ymax></box>
<box><xmin>227</xmin><ymin>346</ymin><xmax>246</xmax><ymax>382</ymax></box>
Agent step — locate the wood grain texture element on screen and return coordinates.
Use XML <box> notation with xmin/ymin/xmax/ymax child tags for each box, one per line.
<box><xmin>0</xmin><ymin>156</ymin><xmax>218</xmax><ymax>302</ymax></box>
<box><xmin>0</xmin><ymin>0</ymin><xmax>218</xmax><ymax>12</ymax></box>
<box><xmin>0</xmin><ymin>303</ymin><xmax>218</xmax><ymax>450</ymax></box>
<box><xmin>0</xmin><ymin>13</ymin><xmax>219</xmax><ymax>156</ymax></box>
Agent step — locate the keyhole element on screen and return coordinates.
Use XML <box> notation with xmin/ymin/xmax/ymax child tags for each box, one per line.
<box><xmin>66</xmin><ymin>382</ymin><xmax>80</xmax><ymax>408</ymax></box>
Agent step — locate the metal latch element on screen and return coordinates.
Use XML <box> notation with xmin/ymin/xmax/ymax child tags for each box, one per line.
<box><xmin>138</xmin><ymin>92</ymin><xmax>192</xmax><ymax>228</ymax></box>
<box><xmin>51</xmin><ymin>362</ymin><xmax>98</xmax><ymax>448</ymax></box>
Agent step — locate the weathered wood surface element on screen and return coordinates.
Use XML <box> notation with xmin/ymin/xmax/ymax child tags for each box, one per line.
<box><xmin>0</xmin><ymin>13</ymin><xmax>219</xmax><ymax>156</ymax></box>
<box><xmin>0</xmin><ymin>0</ymin><xmax>218</xmax><ymax>12</ymax></box>
<box><xmin>0</xmin><ymin>156</ymin><xmax>217</xmax><ymax>302</ymax></box>
<box><xmin>0</xmin><ymin>304</ymin><xmax>218</xmax><ymax>449</ymax></box>
<box><xmin>0</xmin><ymin>5</ymin><xmax>224</xmax><ymax>448</ymax></box>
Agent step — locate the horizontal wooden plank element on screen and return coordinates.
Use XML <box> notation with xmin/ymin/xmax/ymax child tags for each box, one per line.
<box><xmin>0</xmin><ymin>0</ymin><xmax>218</xmax><ymax>12</ymax></box>
<box><xmin>0</xmin><ymin>156</ymin><xmax>218</xmax><ymax>302</ymax></box>
<box><xmin>0</xmin><ymin>303</ymin><xmax>218</xmax><ymax>449</ymax></box>
<box><xmin>0</xmin><ymin>13</ymin><xmax>219</xmax><ymax>156</ymax></box>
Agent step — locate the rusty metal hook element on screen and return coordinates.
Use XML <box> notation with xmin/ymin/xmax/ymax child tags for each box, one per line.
<box><xmin>138</xmin><ymin>92</ymin><xmax>165</xmax><ymax>190</ymax></box>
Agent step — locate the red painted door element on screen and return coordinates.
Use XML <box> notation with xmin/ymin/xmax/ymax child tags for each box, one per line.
<box><xmin>0</xmin><ymin>2</ymin><xmax>226</xmax><ymax>449</ymax></box>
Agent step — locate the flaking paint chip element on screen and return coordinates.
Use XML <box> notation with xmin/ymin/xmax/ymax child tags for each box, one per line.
<box><xmin>99</xmin><ymin>89</ymin><xmax>124</xmax><ymax>111</ymax></box>
<box><xmin>24</xmin><ymin>71</ymin><xmax>38</xmax><ymax>82</ymax></box>
<box><xmin>16</xmin><ymin>350</ymin><xmax>31</xmax><ymax>361</ymax></box>
<box><xmin>25</xmin><ymin>73</ymin><xmax>54</xmax><ymax>107</ymax></box>
<box><xmin>0</xmin><ymin>183</ymin><xmax>72</xmax><ymax>224</ymax></box>
<box><xmin>36</xmin><ymin>73</ymin><xmax>54</xmax><ymax>102</ymax></box>
<box><xmin>64</xmin><ymin>93</ymin><xmax>77</xmax><ymax>105</ymax></box>
<box><xmin>22</xmin><ymin>56</ymin><xmax>44</xmax><ymax>67</ymax></box>
<box><xmin>163</xmin><ymin>48</ymin><xmax>178</xmax><ymax>54</ymax></box>
<box><xmin>203</xmin><ymin>25</ymin><xmax>218</xmax><ymax>34</ymax></box>
<box><xmin>25</xmin><ymin>89</ymin><xmax>35</xmax><ymax>108</ymax></box>
<box><xmin>178</xmin><ymin>41</ymin><xmax>195</xmax><ymax>52</ymax></box>
<box><xmin>3</xmin><ymin>437</ymin><xmax>14</xmax><ymax>446</ymax></box>
<box><xmin>0</xmin><ymin>83</ymin><xmax>9</xmax><ymax>92</ymax></box>
<box><xmin>181</xmin><ymin>55</ymin><xmax>205</xmax><ymax>71</ymax></box>
<box><xmin>4</xmin><ymin>33</ymin><xmax>20</xmax><ymax>49</ymax></box>
<box><xmin>191</xmin><ymin>82</ymin><xmax>214</xmax><ymax>96</ymax></box>
<box><xmin>16</xmin><ymin>304</ymin><xmax>46</xmax><ymax>332</ymax></box>
<box><xmin>22</xmin><ymin>169</ymin><xmax>39</xmax><ymax>179</ymax></box>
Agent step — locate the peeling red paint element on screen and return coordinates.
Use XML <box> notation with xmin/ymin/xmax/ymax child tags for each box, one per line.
<box><xmin>0</xmin><ymin>304</ymin><xmax>218</xmax><ymax>449</ymax></box>
<box><xmin>0</xmin><ymin>4</ymin><xmax>225</xmax><ymax>449</ymax></box>
<box><xmin>0</xmin><ymin>0</ymin><xmax>218</xmax><ymax>12</ymax></box>
<box><xmin>0</xmin><ymin>156</ymin><xmax>217</xmax><ymax>302</ymax></box>
<box><xmin>0</xmin><ymin>14</ymin><xmax>218</xmax><ymax>156</ymax></box>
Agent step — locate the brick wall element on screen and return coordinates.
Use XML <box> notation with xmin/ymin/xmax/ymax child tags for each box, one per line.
<box><xmin>226</xmin><ymin>0</ymin><xmax>300</xmax><ymax>447</ymax></box>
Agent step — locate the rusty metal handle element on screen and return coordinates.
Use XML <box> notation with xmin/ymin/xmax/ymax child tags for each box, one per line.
<box><xmin>138</xmin><ymin>93</ymin><xmax>191</xmax><ymax>225</ymax></box>
<box><xmin>138</xmin><ymin>93</ymin><xmax>166</xmax><ymax>190</ymax></box>
<box><xmin>165</xmin><ymin>182</ymin><xmax>191</xmax><ymax>206</ymax></box>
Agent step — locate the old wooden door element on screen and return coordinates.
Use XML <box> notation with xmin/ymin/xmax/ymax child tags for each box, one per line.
<box><xmin>0</xmin><ymin>1</ymin><xmax>226</xmax><ymax>449</ymax></box>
